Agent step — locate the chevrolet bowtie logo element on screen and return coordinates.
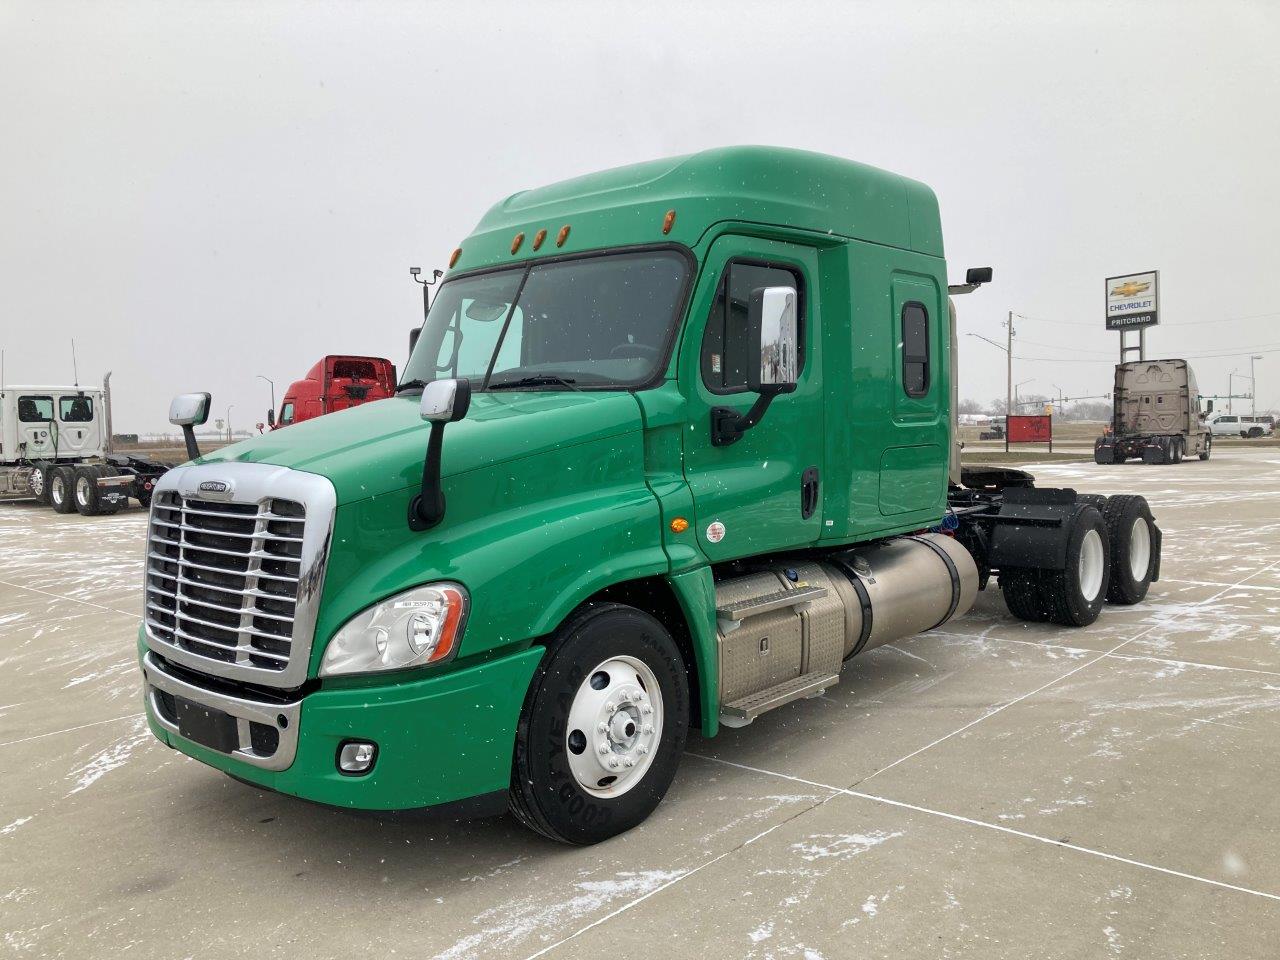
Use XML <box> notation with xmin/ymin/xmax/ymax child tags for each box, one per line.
<box><xmin>1110</xmin><ymin>280</ymin><xmax>1151</xmax><ymax>298</ymax></box>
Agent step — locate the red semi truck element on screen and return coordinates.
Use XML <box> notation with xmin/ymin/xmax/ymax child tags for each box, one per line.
<box><xmin>270</xmin><ymin>355</ymin><xmax>397</xmax><ymax>429</ymax></box>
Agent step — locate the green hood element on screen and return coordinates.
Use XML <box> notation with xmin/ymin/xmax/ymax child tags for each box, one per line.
<box><xmin>197</xmin><ymin>391</ymin><xmax>644</xmax><ymax>505</ymax></box>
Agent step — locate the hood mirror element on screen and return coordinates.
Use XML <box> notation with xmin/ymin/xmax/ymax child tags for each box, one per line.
<box><xmin>168</xmin><ymin>392</ymin><xmax>211</xmax><ymax>461</ymax></box>
<box><xmin>410</xmin><ymin>378</ymin><xmax>472</xmax><ymax>531</ymax></box>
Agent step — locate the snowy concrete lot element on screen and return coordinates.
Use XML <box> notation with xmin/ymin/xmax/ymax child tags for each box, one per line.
<box><xmin>2</xmin><ymin>450</ymin><xmax>1278</xmax><ymax>959</ymax></box>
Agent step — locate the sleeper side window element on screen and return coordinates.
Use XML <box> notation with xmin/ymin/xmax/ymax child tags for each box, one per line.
<box><xmin>901</xmin><ymin>302</ymin><xmax>929</xmax><ymax>397</ymax></box>
<box><xmin>702</xmin><ymin>262</ymin><xmax>804</xmax><ymax>394</ymax></box>
<box><xmin>18</xmin><ymin>396</ymin><xmax>54</xmax><ymax>422</ymax></box>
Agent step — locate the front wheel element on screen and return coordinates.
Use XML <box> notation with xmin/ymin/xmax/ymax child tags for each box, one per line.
<box><xmin>509</xmin><ymin>603</ymin><xmax>689</xmax><ymax>844</ymax></box>
<box><xmin>1199</xmin><ymin>434</ymin><xmax>1211</xmax><ymax>461</ymax></box>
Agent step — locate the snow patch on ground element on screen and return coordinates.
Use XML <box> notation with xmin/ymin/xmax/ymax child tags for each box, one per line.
<box><xmin>65</xmin><ymin>717</ymin><xmax>150</xmax><ymax>795</ymax></box>
<box><xmin>430</xmin><ymin>869</ymin><xmax>685</xmax><ymax>960</ymax></box>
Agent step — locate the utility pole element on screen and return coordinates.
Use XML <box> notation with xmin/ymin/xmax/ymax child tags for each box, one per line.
<box><xmin>1252</xmin><ymin>355</ymin><xmax>1262</xmax><ymax>416</ymax></box>
<box><xmin>1229</xmin><ymin>370</ymin><xmax>1236</xmax><ymax>415</ymax></box>
<box><xmin>1005</xmin><ymin>310</ymin><xmax>1014</xmax><ymax>417</ymax></box>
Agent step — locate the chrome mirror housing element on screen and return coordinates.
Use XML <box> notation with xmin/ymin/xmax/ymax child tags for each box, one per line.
<box><xmin>419</xmin><ymin>378</ymin><xmax>471</xmax><ymax>423</ymax></box>
<box><xmin>169</xmin><ymin>392</ymin><xmax>212</xmax><ymax>427</ymax></box>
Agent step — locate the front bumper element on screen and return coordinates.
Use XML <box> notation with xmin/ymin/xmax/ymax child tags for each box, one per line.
<box><xmin>139</xmin><ymin>631</ymin><xmax>544</xmax><ymax>810</ymax></box>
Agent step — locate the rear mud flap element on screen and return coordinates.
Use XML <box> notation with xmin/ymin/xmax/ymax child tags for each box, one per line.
<box><xmin>985</xmin><ymin>487</ymin><xmax>1079</xmax><ymax>571</ymax></box>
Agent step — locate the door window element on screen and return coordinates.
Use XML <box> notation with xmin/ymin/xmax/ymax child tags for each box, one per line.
<box><xmin>901</xmin><ymin>302</ymin><xmax>930</xmax><ymax>397</ymax></box>
<box><xmin>279</xmin><ymin>402</ymin><xmax>295</xmax><ymax>425</ymax></box>
<box><xmin>58</xmin><ymin>396</ymin><xmax>94</xmax><ymax>422</ymax></box>
<box><xmin>701</xmin><ymin>262</ymin><xmax>804</xmax><ymax>394</ymax></box>
<box><xmin>18</xmin><ymin>396</ymin><xmax>53</xmax><ymax>422</ymax></box>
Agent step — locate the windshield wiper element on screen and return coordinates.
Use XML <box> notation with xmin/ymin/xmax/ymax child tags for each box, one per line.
<box><xmin>395</xmin><ymin>379</ymin><xmax>428</xmax><ymax>393</ymax></box>
<box><xmin>488</xmin><ymin>375</ymin><xmax>582</xmax><ymax>392</ymax></box>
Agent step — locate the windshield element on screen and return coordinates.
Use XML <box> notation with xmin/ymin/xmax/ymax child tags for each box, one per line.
<box><xmin>400</xmin><ymin>249</ymin><xmax>690</xmax><ymax>391</ymax></box>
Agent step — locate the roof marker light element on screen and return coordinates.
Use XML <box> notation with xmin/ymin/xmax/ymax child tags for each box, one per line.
<box><xmin>533</xmin><ymin>228</ymin><xmax>547</xmax><ymax>251</ymax></box>
<box><xmin>556</xmin><ymin>225</ymin><xmax>570</xmax><ymax>247</ymax></box>
<box><xmin>511</xmin><ymin>232</ymin><xmax>525</xmax><ymax>255</ymax></box>
<box><xmin>449</xmin><ymin>247</ymin><xmax>462</xmax><ymax>268</ymax></box>
<box><xmin>662</xmin><ymin>209</ymin><xmax>676</xmax><ymax>234</ymax></box>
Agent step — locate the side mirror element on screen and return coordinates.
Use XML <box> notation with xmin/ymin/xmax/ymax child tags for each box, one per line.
<box><xmin>712</xmin><ymin>286</ymin><xmax>797</xmax><ymax>446</ymax></box>
<box><xmin>419</xmin><ymin>378</ymin><xmax>471</xmax><ymax>423</ymax></box>
<box><xmin>409</xmin><ymin>326</ymin><xmax>422</xmax><ymax>356</ymax></box>
<box><xmin>747</xmin><ymin>286</ymin><xmax>799</xmax><ymax>394</ymax></box>
<box><xmin>267</xmin><ymin>408</ymin><xmax>275</xmax><ymax>428</ymax></box>
<box><xmin>168</xmin><ymin>393</ymin><xmax>211</xmax><ymax>427</ymax></box>
<box><xmin>169</xmin><ymin>392</ymin><xmax>211</xmax><ymax>461</ymax></box>
<box><xmin>410</xmin><ymin>378</ymin><xmax>472</xmax><ymax>530</ymax></box>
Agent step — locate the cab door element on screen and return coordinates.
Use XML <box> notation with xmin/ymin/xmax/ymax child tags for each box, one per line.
<box><xmin>681</xmin><ymin>235</ymin><xmax>824</xmax><ymax>562</ymax></box>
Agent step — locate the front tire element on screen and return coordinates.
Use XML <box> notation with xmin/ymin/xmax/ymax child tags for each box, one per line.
<box><xmin>29</xmin><ymin>463</ymin><xmax>53</xmax><ymax>504</ymax></box>
<box><xmin>49</xmin><ymin>466</ymin><xmax>77</xmax><ymax>513</ymax></box>
<box><xmin>509</xmin><ymin>603</ymin><xmax>689</xmax><ymax>845</ymax></box>
<box><xmin>1199</xmin><ymin>434</ymin><xmax>1211</xmax><ymax>461</ymax></box>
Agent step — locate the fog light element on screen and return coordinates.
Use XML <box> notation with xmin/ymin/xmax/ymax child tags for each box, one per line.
<box><xmin>337</xmin><ymin>740</ymin><xmax>377</xmax><ymax>775</ymax></box>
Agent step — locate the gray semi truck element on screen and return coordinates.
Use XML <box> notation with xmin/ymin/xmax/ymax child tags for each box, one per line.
<box><xmin>1094</xmin><ymin>359</ymin><xmax>1213</xmax><ymax>465</ymax></box>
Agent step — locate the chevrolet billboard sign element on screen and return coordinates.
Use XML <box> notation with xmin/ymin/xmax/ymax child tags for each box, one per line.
<box><xmin>1105</xmin><ymin>270</ymin><xmax>1159</xmax><ymax>330</ymax></box>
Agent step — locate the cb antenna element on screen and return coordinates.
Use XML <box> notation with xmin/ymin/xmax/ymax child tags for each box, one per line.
<box><xmin>71</xmin><ymin>338</ymin><xmax>80</xmax><ymax>389</ymax></box>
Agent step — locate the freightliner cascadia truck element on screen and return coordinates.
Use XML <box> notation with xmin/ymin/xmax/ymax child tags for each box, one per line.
<box><xmin>1093</xmin><ymin>358</ymin><xmax>1213</xmax><ymax>465</ymax></box>
<box><xmin>138</xmin><ymin>147</ymin><xmax>1162</xmax><ymax>844</ymax></box>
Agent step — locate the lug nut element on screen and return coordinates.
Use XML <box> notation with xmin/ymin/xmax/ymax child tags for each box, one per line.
<box><xmin>641</xmin><ymin>704</ymin><xmax>653</xmax><ymax>715</ymax></box>
<box><xmin>598</xmin><ymin>744</ymin><xmax>609</xmax><ymax>754</ymax></box>
<box><xmin>609</xmin><ymin>758</ymin><xmax>620</xmax><ymax>769</ymax></box>
<box><xmin>624</xmin><ymin>758</ymin><xmax>635</xmax><ymax>767</ymax></box>
<box><xmin>597</xmin><ymin>722</ymin><xmax>608</xmax><ymax>733</ymax></box>
<box><xmin>642</xmin><ymin>725</ymin><xmax>654</xmax><ymax>735</ymax></box>
<box><xmin>637</xmin><ymin>745</ymin><xmax>649</xmax><ymax>755</ymax></box>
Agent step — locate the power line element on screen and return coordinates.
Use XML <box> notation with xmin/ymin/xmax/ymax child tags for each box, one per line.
<box><xmin>1012</xmin><ymin>309</ymin><xmax>1280</xmax><ymax>329</ymax></box>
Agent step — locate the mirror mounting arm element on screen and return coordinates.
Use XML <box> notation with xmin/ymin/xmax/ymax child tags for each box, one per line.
<box><xmin>711</xmin><ymin>390</ymin><xmax>782</xmax><ymax>447</ymax></box>
<box><xmin>409</xmin><ymin>421</ymin><xmax>448</xmax><ymax>531</ymax></box>
<box><xmin>182</xmin><ymin>426</ymin><xmax>201</xmax><ymax>462</ymax></box>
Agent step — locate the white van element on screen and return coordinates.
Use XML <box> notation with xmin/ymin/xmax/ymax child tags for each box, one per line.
<box><xmin>1208</xmin><ymin>414</ymin><xmax>1274</xmax><ymax>438</ymax></box>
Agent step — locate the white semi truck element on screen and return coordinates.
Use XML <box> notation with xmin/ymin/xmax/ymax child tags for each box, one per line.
<box><xmin>0</xmin><ymin>374</ymin><xmax>172</xmax><ymax>514</ymax></box>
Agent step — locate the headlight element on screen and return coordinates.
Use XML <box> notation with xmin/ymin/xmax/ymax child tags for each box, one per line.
<box><xmin>320</xmin><ymin>582</ymin><xmax>468</xmax><ymax>676</ymax></box>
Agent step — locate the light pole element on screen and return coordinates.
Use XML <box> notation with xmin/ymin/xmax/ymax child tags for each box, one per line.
<box><xmin>1015</xmin><ymin>378</ymin><xmax>1035</xmax><ymax>410</ymax></box>
<box><xmin>1251</xmin><ymin>355</ymin><xmax>1263</xmax><ymax>416</ymax></box>
<box><xmin>1229</xmin><ymin>369</ymin><xmax>1237</xmax><ymax>415</ymax></box>
<box><xmin>257</xmin><ymin>375</ymin><xmax>276</xmax><ymax>418</ymax></box>
<box><xmin>225</xmin><ymin>404</ymin><xmax>234</xmax><ymax>442</ymax></box>
<box><xmin>1052</xmin><ymin>383</ymin><xmax>1065</xmax><ymax>415</ymax></box>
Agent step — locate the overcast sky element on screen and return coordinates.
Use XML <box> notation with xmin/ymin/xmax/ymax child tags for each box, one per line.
<box><xmin>3</xmin><ymin>0</ymin><xmax>1278</xmax><ymax>433</ymax></box>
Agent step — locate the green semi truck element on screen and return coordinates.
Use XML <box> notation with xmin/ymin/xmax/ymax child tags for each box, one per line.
<box><xmin>138</xmin><ymin>147</ymin><xmax>1161</xmax><ymax>844</ymax></box>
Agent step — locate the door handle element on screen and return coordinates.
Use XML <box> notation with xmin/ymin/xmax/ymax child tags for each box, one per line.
<box><xmin>801</xmin><ymin>466</ymin><xmax>819</xmax><ymax>520</ymax></box>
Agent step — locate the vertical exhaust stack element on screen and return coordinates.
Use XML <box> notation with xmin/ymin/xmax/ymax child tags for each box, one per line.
<box><xmin>103</xmin><ymin>371</ymin><xmax>113</xmax><ymax>455</ymax></box>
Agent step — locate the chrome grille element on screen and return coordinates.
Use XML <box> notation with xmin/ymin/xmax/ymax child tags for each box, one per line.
<box><xmin>146</xmin><ymin>493</ymin><xmax>305</xmax><ymax>671</ymax></box>
<box><xmin>141</xmin><ymin>462</ymin><xmax>335</xmax><ymax>690</ymax></box>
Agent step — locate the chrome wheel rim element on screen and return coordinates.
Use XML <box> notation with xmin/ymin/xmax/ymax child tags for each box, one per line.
<box><xmin>52</xmin><ymin>475</ymin><xmax>65</xmax><ymax>502</ymax></box>
<box><xmin>76</xmin><ymin>476</ymin><xmax>91</xmax><ymax>507</ymax></box>
<box><xmin>1129</xmin><ymin>517</ymin><xmax>1151</xmax><ymax>581</ymax></box>
<box><xmin>565</xmin><ymin>655</ymin><xmax>663</xmax><ymax>799</ymax></box>
<box><xmin>1079</xmin><ymin>528</ymin><xmax>1105</xmax><ymax>602</ymax></box>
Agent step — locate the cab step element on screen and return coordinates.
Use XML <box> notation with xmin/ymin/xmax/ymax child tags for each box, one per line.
<box><xmin>716</xmin><ymin>584</ymin><xmax>828</xmax><ymax>632</ymax></box>
<box><xmin>719</xmin><ymin>670</ymin><xmax>838</xmax><ymax>728</ymax></box>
